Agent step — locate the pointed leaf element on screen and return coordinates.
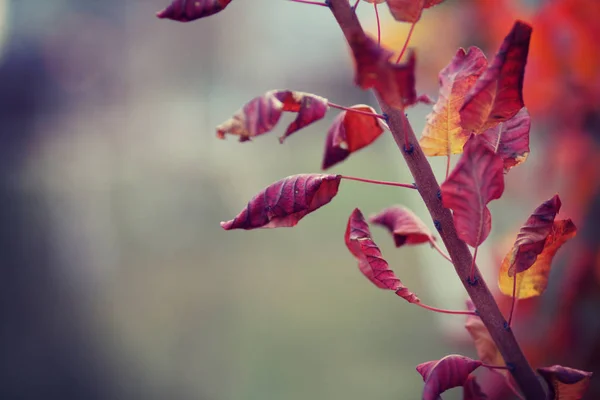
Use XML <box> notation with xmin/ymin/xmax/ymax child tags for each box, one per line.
<box><xmin>538</xmin><ymin>365</ymin><xmax>592</xmax><ymax>400</ymax></box>
<box><xmin>416</xmin><ymin>355</ymin><xmax>482</xmax><ymax>400</ymax></box>
<box><xmin>441</xmin><ymin>135</ymin><xmax>504</xmax><ymax>247</ymax></box>
<box><xmin>216</xmin><ymin>90</ymin><xmax>328</xmax><ymax>142</ymax></box>
<box><xmin>419</xmin><ymin>47</ymin><xmax>488</xmax><ymax>156</ymax></box>
<box><xmin>156</xmin><ymin>0</ymin><xmax>233</xmax><ymax>22</ymax></box>
<box><xmin>464</xmin><ymin>300</ymin><xmax>504</xmax><ymax>367</ymax></box>
<box><xmin>349</xmin><ymin>32</ymin><xmax>417</xmax><ymax>109</ymax></box>
<box><xmin>345</xmin><ymin>209</ymin><xmax>419</xmax><ymax>303</ymax></box>
<box><xmin>479</xmin><ymin>107</ymin><xmax>531</xmax><ymax>172</ymax></box>
<box><xmin>460</xmin><ymin>21</ymin><xmax>532</xmax><ymax>134</ymax></box>
<box><xmin>369</xmin><ymin>205</ymin><xmax>434</xmax><ymax>247</ymax></box>
<box><xmin>322</xmin><ymin>105</ymin><xmax>388</xmax><ymax>170</ymax></box>
<box><xmin>507</xmin><ymin>195</ymin><xmax>563</xmax><ymax>277</ymax></box>
<box><xmin>498</xmin><ymin>219</ymin><xmax>577</xmax><ymax>299</ymax></box>
<box><xmin>221</xmin><ymin>174</ymin><xmax>341</xmax><ymax>230</ymax></box>
<box><xmin>385</xmin><ymin>0</ymin><xmax>446</xmax><ymax>23</ymax></box>
<box><xmin>463</xmin><ymin>375</ymin><xmax>488</xmax><ymax>400</ymax></box>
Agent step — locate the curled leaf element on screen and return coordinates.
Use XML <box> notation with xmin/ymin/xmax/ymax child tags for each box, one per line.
<box><xmin>345</xmin><ymin>208</ymin><xmax>418</xmax><ymax>303</ymax></box>
<box><xmin>463</xmin><ymin>375</ymin><xmax>487</xmax><ymax>400</ymax></box>
<box><xmin>322</xmin><ymin>105</ymin><xmax>388</xmax><ymax>170</ymax></box>
<box><xmin>460</xmin><ymin>21</ymin><xmax>532</xmax><ymax>134</ymax></box>
<box><xmin>349</xmin><ymin>32</ymin><xmax>417</xmax><ymax>109</ymax></box>
<box><xmin>216</xmin><ymin>90</ymin><xmax>328</xmax><ymax>142</ymax></box>
<box><xmin>156</xmin><ymin>0</ymin><xmax>233</xmax><ymax>22</ymax></box>
<box><xmin>385</xmin><ymin>0</ymin><xmax>446</xmax><ymax>23</ymax></box>
<box><xmin>498</xmin><ymin>219</ymin><xmax>577</xmax><ymax>299</ymax></box>
<box><xmin>508</xmin><ymin>195</ymin><xmax>562</xmax><ymax>277</ymax></box>
<box><xmin>369</xmin><ymin>205</ymin><xmax>434</xmax><ymax>247</ymax></box>
<box><xmin>479</xmin><ymin>107</ymin><xmax>531</xmax><ymax>172</ymax></box>
<box><xmin>416</xmin><ymin>355</ymin><xmax>482</xmax><ymax>400</ymax></box>
<box><xmin>221</xmin><ymin>174</ymin><xmax>341</xmax><ymax>230</ymax></box>
<box><xmin>538</xmin><ymin>365</ymin><xmax>592</xmax><ymax>400</ymax></box>
<box><xmin>419</xmin><ymin>47</ymin><xmax>488</xmax><ymax>157</ymax></box>
<box><xmin>441</xmin><ymin>135</ymin><xmax>504</xmax><ymax>247</ymax></box>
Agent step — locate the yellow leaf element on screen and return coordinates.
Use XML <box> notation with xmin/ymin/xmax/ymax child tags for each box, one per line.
<box><xmin>499</xmin><ymin>220</ymin><xmax>577</xmax><ymax>299</ymax></box>
<box><xmin>419</xmin><ymin>47</ymin><xmax>487</xmax><ymax>156</ymax></box>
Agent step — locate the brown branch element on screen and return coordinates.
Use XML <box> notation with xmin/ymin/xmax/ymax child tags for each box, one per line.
<box><xmin>327</xmin><ymin>1</ymin><xmax>546</xmax><ymax>398</ymax></box>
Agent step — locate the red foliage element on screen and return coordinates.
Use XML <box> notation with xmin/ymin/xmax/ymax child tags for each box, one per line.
<box><xmin>441</xmin><ymin>135</ymin><xmax>504</xmax><ymax>247</ymax></box>
<box><xmin>221</xmin><ymin>174</ymin><xmax>341</xmax><ymax>230</ymax></box>
<box><xmin>157</xmin><ymin>0</ymin><xmax>233</xmax><ymax>22</ymax></box>
<box><xmin>416</xmin><ymin>355</ymin><xmax>482</xmax><ymax>400</ymax></box>
<box><xmin>369</xmin><ymin>205</ymin><xmax>434</xmax><ymax>247</ymax></box>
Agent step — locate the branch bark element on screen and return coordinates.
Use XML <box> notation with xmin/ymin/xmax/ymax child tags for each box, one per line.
<box><xmin>327</xmin><ymin>1</ymin><xmax>546</xmax><ymax>398</ymax></box>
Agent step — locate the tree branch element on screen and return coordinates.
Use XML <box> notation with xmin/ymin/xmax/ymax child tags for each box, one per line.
<box><xmin>327</xmin><ymin>1</ymin><xmax>546</xmax><ymax>398</ymax></box>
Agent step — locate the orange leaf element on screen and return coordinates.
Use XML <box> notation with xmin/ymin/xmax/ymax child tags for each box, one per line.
<box><xmin>419</xmin><ymin>47</ymin><xmax>488</xmax><ymax>156</ymax></box>
<box><xmin>216</xmin><ymin>90</ymin><xmax>328</xmax><ymax>142</ymax></box>
<box><xmin>384</xmin><ymin>0</ymin><xmax>446</xmax><ymax>23</ymax></box>
<box><xmin>479</xmin><ymin>107</ymin><xmax>531</xmax><ymax>172</ymax></box>
<box><xmin>538</xmin><ymin>365</ymin><xmax>592</xmax><ymax>400</ymax></box>
<box><xmin>499</xmin><ymin>219</ymin><xmax>577</xmax><ymax>299</ymax></box>
<box><xmin>460</xmin><ymin>21</ymin><xmax>532</xmax><ymax>134</ymax></box>
<box><xmin>349</xmin><ymin>32</ymin><xmax>417</xmax><ymax>110</ymax></box>
<box><xmin>322</xmin><ymin>105</ymin><xmax>388</xmax><ymax>170</ymax></box>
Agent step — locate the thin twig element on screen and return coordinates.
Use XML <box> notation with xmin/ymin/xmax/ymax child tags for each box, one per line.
<box><xmin>395</xmin><ymin>21</ymin><xmax>416</xmax><ymax>63</ymax></box>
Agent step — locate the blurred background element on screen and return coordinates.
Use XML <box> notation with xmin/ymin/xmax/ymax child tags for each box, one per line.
<box><xmin>0</xmin><ymin>0</ymin><xmax>599</xmax><ymax>399</ymax></box>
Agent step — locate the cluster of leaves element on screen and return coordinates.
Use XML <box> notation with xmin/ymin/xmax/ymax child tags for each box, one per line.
<box><xmin>157</xmin><ymin>0</ymin><xmax>593</xmax><ymax>398</ymax></box>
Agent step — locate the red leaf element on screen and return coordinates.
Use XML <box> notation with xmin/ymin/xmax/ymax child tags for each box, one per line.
<box><xmin>538</xmin><ymin>365</ymin><xmax>592</xmax><ymax>400</ymax></box>
<box><xmin>441</xmin><ymin>135</ymin><xmax>504</xmax><ymax>247</ymax></box>
<box><xmin>322</xmin><ymin>105</ymin><xmax>388</xmax><ymax>170</ymax></box>
<box><xmin>369</xmin><ymin>205</ymin><xmax>434</xmax><ymax>247</ymax></box>
<box><xmin>460</xmin><ymin>21</ymin><xmax>532</xmax><ymax>134</ymax></box>
<box><xmin>507</xmin><ymin>194</ymin><xmax>561</xmax><ymax>276</ymax></box>
<box><xmin>349</xmin><ymin>32</ymin><xmax>417</xmax><ymax>109</ymax></box>
<box><xmin>156</xmin><ymin>0</ymin><xmax>233</xmax><ymax>22</ymax></box>
<box><xmin>221</xmin><ymin>174</ymin><xmax>341</xmax><ymax>230</ymax></box>
<box><xmin>345</xmin><ymin>208</ymin><xmax>419</xmax><ymax>303</ymax></box>
<box><xmin>479</xmin><ymin>107</ymin><xmax>531</xmax><ymax>172</ymax></box>
<box><xmin>463</xmin><ymin>375</ymin><xmax>487</xmax><ymax>400</ymax></box>
<box><xmin>216</xmin><ymin>90</ymin><xmax>328</xmax><ymax>142</ymax></box>
<box><xmin>385</xmin><ymin>0</ymin><xmax>446</xmax><ymax>23</ymax></box>
<box><xmin>416</xmin><ymin>355</ymin><xmax>482</xmax><ymax>400</ymax></box>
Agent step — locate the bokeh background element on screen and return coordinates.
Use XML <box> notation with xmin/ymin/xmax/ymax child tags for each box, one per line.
<box><xmin>1</xmin><ymin>0</ymin><xmax>599</xmax><ymax>399</ymax></box>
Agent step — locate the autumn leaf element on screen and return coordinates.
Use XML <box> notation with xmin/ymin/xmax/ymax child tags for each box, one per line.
<box><xmin>506</xmin><ymin>195</ymin><xmax>562</xmax><ymax>277</ymax></box>
<box><xmin>345</xmin><ymin>208</ymin><xmax>419</xmax><ymax>303</ymax></box>
<box><xmin>349</xmin><ymin>32</ymin><xmax>417</xmax><ymax>109</ymax></box>
<box><xmin>464</xmin><ymin>300</ymin><xmax>504</xmax><ymax>368</ymax></box>
<box><xmin>538</xmin><ymin>365</ymin><xmax>592</xmax><ymax>400</ymax></box>
<box><xmin>156</xmin><ymin>0</ymin><xmax>233</xmax><ymax>22</ymax></box>
<box><xmin>369</xmin><ymin>205</ymin><xmax>434</xmax><ymax>247</ymax></box>
<box><xmin>216</xmin><ymin>90</ymin><xmax>328</xmax><ymax>142</ymax></box>
<box><xmin>463</xmin><ymin>375</ymin><xmax>487</xmax><ymax>400</ymax></box>
<box><xmin>322</xmin><ymin>105</ymin><xmax>388</xmax><ymax>170</ymax></box>
<box><xmin>416</xmin><ymin>355</ymin><xmax>482</xmax><ymax>400</ymax></box>
<box><xmin>498</xmin><ymin>219</ymin><xmax>577</xmax><ymax>299</ymax></box>
<box><xmin>441</xmin><ymin>135</ymin><xmax>504</xmax><ymax>247</ymax></box>
<box><xmin>419</xmin><ymin>47</ymin><xmax>488</xmax><ymax>157</ymax></box>
<box><xmin>385</xmin><ymin>0</ymin><xmax>446</xmax><ymax>23</ymax></box>
<box><xmin>479</xmin><ymin>107</ymin><xmax>530</xmax><ymax>172</ymax></box>
<box><xmin>460</xmin><ymin>21</ymin><xmax>532</xmax><ymax>134</ymax></box>
<box><xmin>221</xmin><ymin>174</ymin><xmax>341</xmax><ymax>230</ymax></box>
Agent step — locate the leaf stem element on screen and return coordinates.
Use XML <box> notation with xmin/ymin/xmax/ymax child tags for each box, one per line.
<box><xmin>446</xmin><ymin>154</ymin><xmax>451</xmax><ymax>179</ymax></box>
<box><xmin>327</xmin><ymin>1</ymin><xmax>547</xmax><ymax>398</ymax></box>
<box><xmin>481</xmin><ymin>363</ymin><xmax>512</xmax><ymax>370</ymax></box>
<box><xmin>288</xmin><ymin>0</ymin><xmax>329</xmax><ymax>7</ymax></box>
<box><xmin>429</xmin><ymin>238</ymin><xmax>452</xmax><ymax>263</ymax></box>
<box><xmin>508</xmin><ymin>275</ymin><xmax>518</xmax><ymax>326</ymax></box>
<box><xmin>416</xmin><ymin>302</ymin><xmax>477</xmax><ymax>316</ymax></box>
<box><xmin>341</xmin><ymin>175</ymin><xmax>417</xmax><ymax>189</ymax></box>
<box><xmin>352</xmin><ymin>0</ymin><xmax>360</xmax><ymax>11</ymax></box>
<box><xmin>395</xmin><ymin>21</ymin><xmax>416</xmax><ymax>63</ymax></box>
<box><xmin>328</xmin><ymin>102</ymin><xmax>386</xmax><ymax>119</ymax></box>
<box><xmin>374</xmin><ymin>3</ymin><xmax>381</xmax><ymax>45</ymax></box>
